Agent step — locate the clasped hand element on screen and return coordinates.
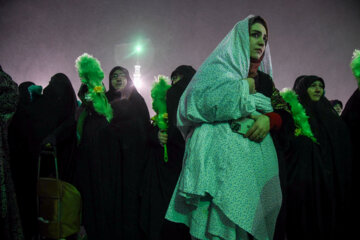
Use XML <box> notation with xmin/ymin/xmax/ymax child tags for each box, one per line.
<box><xmin>244</xmin><ymin>114</ymin><xmax>270</xmax><ymax>143</ymax></box>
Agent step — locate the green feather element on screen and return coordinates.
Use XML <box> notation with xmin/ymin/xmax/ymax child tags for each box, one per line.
<box><xmin>280</xmin><ymin>89</ymin><xmax>318</xmax><ymax>143</ymax></box>
<box><xmin>75</xmin><ymin>53</ymin><xmax>113</xmax><ymax>122</ymax></box>
<box><xmin>151</xmin><ymin>75</ymin><xmax>171</xmax><ymax>130</ymax></box>
<box><xmin>151</xmin><ymin>75</ymin><xmax>171</xmax><ymax>162</ymax></box>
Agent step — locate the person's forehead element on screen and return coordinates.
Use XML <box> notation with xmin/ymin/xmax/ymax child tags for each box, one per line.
<box><xmin>113</xmin><ymin>69</ymin><xmax>126</xmax><ymax>75</ymax></box>
<box><xmin>251</xmin><ymin>23</ymin><xmax>266</xmax><ymax>32</ymax></box>
<box><xmin>310</xmin><ymin>80</ymin><xmax>323</xmax><ymax>85</ymax></box>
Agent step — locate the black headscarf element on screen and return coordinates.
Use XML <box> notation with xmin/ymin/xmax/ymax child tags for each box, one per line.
<box><xmin>167</xmin><ymin>65</ymin><xmax>196</xmax><ymax>128</ymax></box>
<box><xmin>27</xmin><ymin>73</ymin><xmax>77</xmax><ymax>143</ymax></box>
<box><xmin>107</xmin><ymin>66</ymin><xmax>134</xmax><ymax>102</ymax></box>
<box><xmin>18</xmin><ymin>82</ymin><xmax>35</xmax><ymax>106</ymax></box>
<box><xmin>330</xmin><ymin>99</ymin><xmax>343</xmax><ymax>108</ymax></box>
<box><xmin>43</xmin><ymin>73</ymin><xmax>77</xmax><ymax>115</ymax></box>
<box><xmin>293</xmin><ymin>75</ymin><xmax>338</xmax><ymax>144</ymax></box>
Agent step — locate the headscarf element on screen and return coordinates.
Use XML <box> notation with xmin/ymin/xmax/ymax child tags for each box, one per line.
<box><xmin>170</xmin><ymin>65</ymin><xmax>196</xmax><ymax>85</ymax></box>
<box><xmin>293</xmin><ymin>75</ymin><xmax>338</xmax><ymax>144</ymax></box>
<box><xmin>106</xmin><ymin>66</ymin><xmax>149</xmax><ymax>124</ymax></box>
<box><xmin>107</xmin><ymin>66</ymin><xmax>134</xmax><ymax>102</ymax></box>
<box><xmin>293</xmin><ymin>75</ymin><xmax>325</xmax><ymax>106</ymax></box>
<box><xmin>27</xmin><ymin>73</ymin><xmax>77</xmax><ymax>143</ymax></box>
<box><xmin>248</xmin><ymin>16</ymin><xmax>269</xmax><ymax>78</ymax></box>
<box><xmin>177</xmin><ymin>15</ymin><xmax>273</xmax><ymax>137</ymax></box>
<box><xmin>194</xmin><ymin>14</ymin><xmax>272</xmax><ymax>79</ymax></box>
<box><xmin>43</xmin><ymin>73</ymin><xmax>77</xmax><ymax>117</ymax></box>
<box><xmin>18</xmin><ymin>82</ymin><xmax>35</xmax><ymax>106</ymax></box>
<box><xmin>330</xmin><ymin>99</ymin><xmax>343</xmax><ymax>109</ymax></box>
<box><xmin>167</xmin><ymin>65</ymin><xmax>196</xmax><ymax>127</ymax></box>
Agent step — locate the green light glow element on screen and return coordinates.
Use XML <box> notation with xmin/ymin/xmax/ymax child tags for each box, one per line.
<box><xmin>135</xmin><ymin>45</ymin><xmax>143</xmax><ymax>53</ymax></box>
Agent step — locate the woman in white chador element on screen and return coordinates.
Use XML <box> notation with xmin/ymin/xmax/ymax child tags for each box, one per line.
<box><xmin>165</xmin><ymin>16</ymin><xmax>282</xmax><ymax>240</ymax></box>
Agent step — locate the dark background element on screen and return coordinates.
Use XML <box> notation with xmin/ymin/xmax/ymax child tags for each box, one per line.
<box><xmin>1</xmin><ymin>0</ymin><xmax>359</xmax><ymax>115</ymax></box>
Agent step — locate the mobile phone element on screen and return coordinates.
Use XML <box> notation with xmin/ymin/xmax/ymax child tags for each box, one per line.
<box><xmin>230</xmin><ymin>117</ymin><xmax>255</xmax><ymax>135</ymax></box>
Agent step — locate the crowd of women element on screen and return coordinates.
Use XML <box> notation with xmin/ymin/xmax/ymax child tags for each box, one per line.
<box><xmin>1</xmin><ymin>15</ymin><xmax>359</xmax><ymax>240</ymax></box>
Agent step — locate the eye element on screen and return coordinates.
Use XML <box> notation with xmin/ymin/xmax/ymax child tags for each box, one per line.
<box><xmin>251</xmin><ymin>33</ymin><xmax>260</xmax><ymax>38</ymax></box>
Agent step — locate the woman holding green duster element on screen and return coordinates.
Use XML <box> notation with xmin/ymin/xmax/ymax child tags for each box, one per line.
<box><xmin>140</xmin><ymin>66</ymin><xmax>195</xmax><ymax>240</ymax></box>
<box><xmin>106</xmin><ymin>66</ymin><xmax>150</xmax><ymax>239</ymax></box>
<box><xmin>283</xmin><ymin>75</ymin><xmax>352</xmax><ymax>239</ymax></box>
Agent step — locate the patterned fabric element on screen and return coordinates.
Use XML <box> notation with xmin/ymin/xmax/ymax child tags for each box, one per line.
<box><xmin>0</xmin><ymin>67</ymin><xmax>24</xmax><ymax>240</ymax></box>
<box><xmin>165</xmin><ymin>16</ymin><xmax>282</xmax><ymax>240</ymax></box>
<box><xmin>270</xmin><ymin>85</ymin><xmax>290</xmax><ymax>113</ymax></box>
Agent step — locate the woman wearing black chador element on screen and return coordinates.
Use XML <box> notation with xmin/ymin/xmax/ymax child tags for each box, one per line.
<box><xmin>283</xmin><ymin>75</ymin><xmax>352</xmax><ymax>240</ymax></box>
<box><xmin>106</xmin><ymin>66</ymin><xmax>150</xmax><ymax>239</ymax></box>
<box><xmin>140</xmin><ymin>65</ymin><xmax>196</xmax><ymax>240</ymax></box>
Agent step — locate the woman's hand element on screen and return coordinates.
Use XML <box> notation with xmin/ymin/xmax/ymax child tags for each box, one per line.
<box><xmin>244</xmin><ymin>114</ymin><xmax>270</xmax><ymax>142</ymax></box>
<box><xmin>158</xmin><ymin>130</ymin><xmax>168</xmax><ymax>146</ymax></box>
<box><xmin>244</xmin><ymin>78</ymin><xmax>256</xmax><ymax>94</ymax></box>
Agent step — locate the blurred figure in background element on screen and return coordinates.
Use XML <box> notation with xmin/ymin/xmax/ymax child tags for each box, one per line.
<box><xmin>140</xmin><ymin>65</ymin><xmax>195</xmax><ymax>240</ymax></box>
<box><xmin>12</xmin><ymin>73</ymin><xmax>77</xmax><ymax>239</ymax></box>
<box><xmin>0</xmin><ymin>65</ymin><xmax>24</xmax><ymax>240</ymax></box>
<box><xmin>330</xmin><ymin>99</ymin><xmax>343</xmax><ymax>115</ymax></box>
<box><xmin>341</xmin><ymin>49</ymin><xmax>360</xmax><ymax>237</ymax></box>
<box><xmin>28</xmin><ymin>73</ymin><xmax>77</xmax><ymax>180</ymax></box>
<box><xmin>8</xmin><ymin>81</ymin><xmax>43</xmax><ymax>240</ymax></box>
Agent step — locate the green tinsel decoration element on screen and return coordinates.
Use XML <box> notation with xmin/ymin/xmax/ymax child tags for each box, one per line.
<box><xmin>151</xmin><ymin>75</ymin><xmax>171</xmax><ymax>162</ymax></box>
<box><xmin>75</xmin><ymin>53</ymin><xmax>113</xmax><ymax>122</ymax></box>
<box><xmin>280</xmin><ymin>89</ymin><xmax>318</xmax><ymax>143</ymax></box>
<box><xmin>351</xmin><ymin>49</ymin><xmax>360</xmax><ymax>83</ymax></box>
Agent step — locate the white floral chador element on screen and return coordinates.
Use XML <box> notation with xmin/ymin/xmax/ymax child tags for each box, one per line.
<box><xmin>165</xmin><ymin>16</ymin><xmax>282</xmax><ymax>240</ymax></box>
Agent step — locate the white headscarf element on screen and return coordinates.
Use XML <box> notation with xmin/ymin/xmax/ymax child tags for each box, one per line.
<box><xmin>177</xmin><ymin>15</ymin><xmax>273</xmax><ymax>137</ymax></box>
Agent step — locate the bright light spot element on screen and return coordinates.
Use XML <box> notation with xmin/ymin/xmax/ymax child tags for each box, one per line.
<box><xmin>133</xmin><ymin>79</ymin><xmax>143</xmax><ymax>89</ymax></box>
<box><xmin>135</xmin><ymin>45</ymin><xmax>142</xmax><ymax>53</ymax></box>
<box><xmin>133</xmin><ymin>65</ymin><xmax>142</xmax><ymax>89</ymax></box>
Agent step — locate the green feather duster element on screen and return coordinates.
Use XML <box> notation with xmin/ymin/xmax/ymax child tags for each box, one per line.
<box><xmin>75</xmin><ymin>53</ymin><xmax>113</xmax><ymax>122</ymax></box>
<box><xmin>151</xmin><ymin>75</ymin><xmax>171</xmax><ymax>162</ymax></box>
<box><xmin>351</xmin><ymin>49</ymin><xmax>360</xmax><ymax>84</ymax></box>
<box><xmin>280</xmin><ymin>89</ymin><xmax>318</xmax><ymax>143</ymax></box>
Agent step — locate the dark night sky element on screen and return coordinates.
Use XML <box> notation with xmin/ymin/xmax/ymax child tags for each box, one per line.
<box><xmin>1</xmin><ymin>0</ymin><xmax>359</xmax><ymax>114</ymax></box>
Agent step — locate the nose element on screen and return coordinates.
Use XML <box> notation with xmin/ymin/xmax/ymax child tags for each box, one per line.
<box><xmin>314</xmin><ymin>86</ymin><xmax>322</xmax><ymax>93</ymax></box>
<box><xmin>258</xmin><ymin>38</ymin><xmax>265</xmax><ymax>47</ymax></box>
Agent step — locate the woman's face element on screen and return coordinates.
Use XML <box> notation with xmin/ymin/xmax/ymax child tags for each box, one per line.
<box><xmin>307</xmin><ymin>80</ymin><xmax>324</xmax><ymax>102</ymax></box>
<box><xmin>249</xmin><ymin>23</ymin><xmax>267</xmax><ymax>60</ymax></box>
<box><xmin>333</xmin><ymin>104</ymin><xmax>342</xmax><ymax>115</ymax></box>
<box><xmin>111</xmin><ymin>69</ymin><xmax>128</xmax><ymax>91</ymax></box>
<box><xmin>171</xmin><ymin>74</ymin><xmax>183</xmax><ymax>85</ymax></box>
